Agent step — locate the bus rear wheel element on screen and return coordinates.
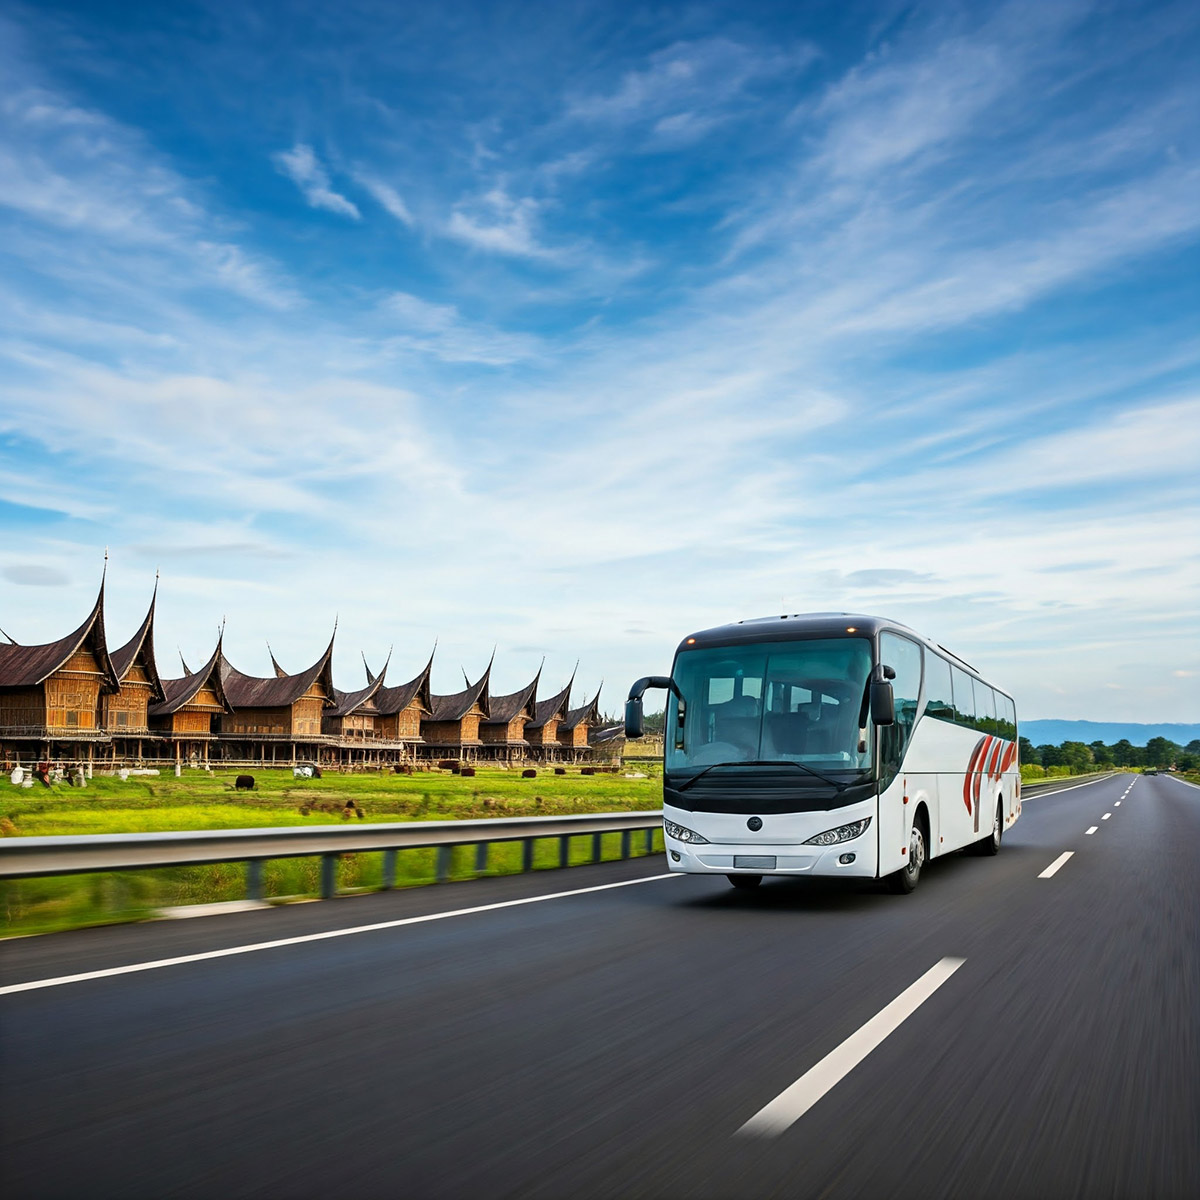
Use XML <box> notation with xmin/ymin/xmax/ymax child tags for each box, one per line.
<box><xmin>727</xmin><ymin>874</ymin><xmax>763</xmax><ymax>890</ymax></box>
<box><xmin>888</xmin><ymin>822</ymin><xmax>926</xmax><ymax>894</ymax></box>
<box><xmin>978</xmin><ymin>799</ymin><xmax>1003</xmax><ymax>856</ymax></box>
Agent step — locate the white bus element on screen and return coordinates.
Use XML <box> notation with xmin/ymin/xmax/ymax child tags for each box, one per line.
<box><xmin>625</xmin><ymin>613</ymin><xmax>1019</xmax><ymax>893</ymax></box>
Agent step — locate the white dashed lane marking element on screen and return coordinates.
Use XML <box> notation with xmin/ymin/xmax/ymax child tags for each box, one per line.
<box><xmin>1102</xmin><ymin>813</ymin><xmax>1112</xmax><ymax>820</ymax></box>
<box><xmin>1039</xmin><ymin>852</ymin><xmax>1074</xmax><ymax>879</ymax></box>
<box><xmin>1086</xmin><ymin>826</ymin><xmax>1098</xmax><ymax>835</ymax></box>
<box><xmin>737</xmin><ymin>958</ymin><xmax>966</xmax><ymax>1138</ymax></box>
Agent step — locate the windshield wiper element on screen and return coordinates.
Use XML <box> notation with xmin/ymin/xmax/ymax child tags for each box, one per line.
<box><xmin>675</xmin><ymin>759</ymin><xmax>852</xmax><ymax>793</ymax></box>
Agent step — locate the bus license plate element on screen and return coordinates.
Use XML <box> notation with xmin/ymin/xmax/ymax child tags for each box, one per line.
<box><xmin>734</xmin><ymin>856</ymin><xmax>776</xmax><ymax>870</ymax></box>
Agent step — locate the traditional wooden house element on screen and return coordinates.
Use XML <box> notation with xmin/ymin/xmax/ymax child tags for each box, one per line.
<box><xmin>372</xmin><ymin>650</ymin><xmax>435</xmax><ymax>756</ymax></box>
<box><xmin>0</xmin><ymin>579</ymin><xmax>119</xmax><ymax>764</ymax></box>
<box><xmin>148</xmin><ymin>637</ymin><xmax>232</xmax><ymax>766</ymax></box>
<box><xmin>322</xmin><ymin>654</ymin><xmax>389</xmax><ymax>764</ymax></box>
<box><xmin>102</xmin><ymin>585</ymin><xmax>166</xmax><ymax>760</ymax></box>
<box><xmin>478</xmin><ymin>665</ymin><xmax>541</xmax><ymax>761</ymax></box>
<box><xmin>419</xmin><ymin>657</ymin><xmax>492</xmax><ymax>760</ymax></box>
<box><xmin>523</xmin><ymin>670</ymin><xmax>574</xmax><ymax>761</ymax></box>
<box><xmin>216</xmin><ymin>629</ymin><xmax>337</xmax><ymax>763</ymax></box>
<box><xmin>559</xmin><ymin>686</ymin><xmax>604</xmax><ymax>760</ymax></box>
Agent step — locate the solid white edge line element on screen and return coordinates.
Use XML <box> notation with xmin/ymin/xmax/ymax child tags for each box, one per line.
<box><xmin>1039</xmin><ymin>851</ymin><xmax>1074</xmax><ymax>879</ymax></box>
<box><xmin>0</xmin><ymin>872</ymin><xmax>682</xmax><ymax>997</ymax></box>
<box><xmin>737</xmin><ymin>957</ymin><xmax>965</xmax><ymax>1138</ymax></box>
<box><xmin>1085</xmin><ymin>826</ymin><xmax>1098</xmax><ymax>835</ymax></box>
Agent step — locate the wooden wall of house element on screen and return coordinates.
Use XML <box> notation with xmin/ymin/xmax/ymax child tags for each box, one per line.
<box><xmin>527</xmin><ymin>720</ymin><xmax>560</xmax><ymax>746</ymax></box>
<box><xmin>480</xmin><ymin>717</ymin><xmax>528</xmax><ymax>744</ymax></box>
<box><xmin>421</xmin><ymin>720</ymin><xmax>463</xmax><ymax>745</ymax></box>
<box><xmin>168</xmin><ymin>708</ymin><xmax>215</xmax><ymax>735</ymax></box>
<box><xmin>0</xmin><ymin>688</ymin><xmax>45</xmax><ymax>731</ymax></box>
<box><xmin>291</xmin><ymin>697</ymin><xmax>325</xmax><ymax>737</ymax></box>
<box><xmin>560</xmin><ymin>725</ymin><xmax>589</xmax><ymax>749</ymax></box>
<box><xmin>103</xmin><ymin>668</ymin><xmax>153</xmax><ymax>733</ymax></box>
<box><xmin>45</xmin><ymin>652</ymin><xmax>104</xmax><ymax>730</ymax></box>
<box><xmin>326</xmin><ymin>712</ymin><xmax>378</xmax><ymax>738</ymax></box>
<box><xmin>376</xmin><ymin>704</ymin><xmax>423</xmax><ymax>740</ymax></box>
<box><xmin>222</xmin><ymin>706</ymin><xmax>290</xmax><ymax>736</ymax></box>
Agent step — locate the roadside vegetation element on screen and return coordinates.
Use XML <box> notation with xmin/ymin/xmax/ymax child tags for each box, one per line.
<box><xmin>1019</xmin><ymin>736</ymin><xmax>1198</xmax><ymax>782</ymax></box>
<box><xmin>1</xmin><ymin>764</ymin><xmax>662</xmax><ymax>937</ymax></box>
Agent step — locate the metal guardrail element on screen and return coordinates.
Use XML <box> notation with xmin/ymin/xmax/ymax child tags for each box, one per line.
<box><xmin>0</xmin><ymin>810</ymin><xmax>665</xmax><ymax>901</ymax></box>
<box><xmin>1021</xmin><ymin>770</ymin><xmax>1119</xmax><ymax>795</ymax></box>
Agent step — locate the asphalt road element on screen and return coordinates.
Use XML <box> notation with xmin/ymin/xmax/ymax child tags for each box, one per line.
<box><xmin>2</xmin><ymin>771</ymin><xmax>1198</xmax><ymax>1199</ymax></box>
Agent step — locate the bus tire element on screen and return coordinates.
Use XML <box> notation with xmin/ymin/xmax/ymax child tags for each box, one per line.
<box><xmin>978</xmin><ymin>798</ymin><xmax>1003</xmax><ymax>856</ymax></box>
<box><xmin>727</xmin><ymin>874</ymin><xmax>763</xmax><ymax>890</ymax></box>
<box><xmin>887</xmin><ymin>817</ymin><xmax>926</xmax><ymax>894</ymax></box>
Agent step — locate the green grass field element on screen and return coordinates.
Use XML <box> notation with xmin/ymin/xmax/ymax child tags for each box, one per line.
<box><xmin>1</xmin><ymin>764</ymin><xmax>664</xmax><ymax>937</ymax></box>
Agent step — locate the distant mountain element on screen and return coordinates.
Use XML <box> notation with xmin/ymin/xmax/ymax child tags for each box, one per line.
<box><xmin>1020</xmin><ymin>720</ymin><xmax>1200</xmax><ymax>747</ymax></box>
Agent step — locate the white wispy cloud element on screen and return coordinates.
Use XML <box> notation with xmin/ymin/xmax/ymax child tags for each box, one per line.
<box><xmin>445</xmin><ymin>188</ymin><xmax>555</xmax><ymax>259</ymax></box>
<box><xmin>353</xmin><ymin>171</ymin><xmax>414</xmax><ymax>226</ymax></box>
<box><xmin>272</xmin><ymin>142</ymin><xmax>361</xmax><ymax>219</ymax></box>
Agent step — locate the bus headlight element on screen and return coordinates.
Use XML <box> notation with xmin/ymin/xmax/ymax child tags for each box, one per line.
<box><xmin>804</xmin><ymin>817</ymin><xmax>872</xmax><ymax>846</ymax></box>
<box><xmin>664</xmin><ymin>819</ymin><xmax>708</xmax><ymax>844</ymax></box>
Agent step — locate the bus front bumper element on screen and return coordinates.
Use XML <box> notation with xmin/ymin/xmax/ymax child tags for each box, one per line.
<box><xmin>665</xmin><ymin>838</ymin><xmax>876</xmax><ymax>877</ymax></box>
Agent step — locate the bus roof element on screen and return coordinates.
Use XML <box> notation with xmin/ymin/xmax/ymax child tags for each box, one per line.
<box><xmin>677</xmin><ymin>613</ymin><xmax>1010</xmax><ymax>699</ymax></box>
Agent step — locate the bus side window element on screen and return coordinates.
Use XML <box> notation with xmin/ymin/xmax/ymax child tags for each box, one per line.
<box><xmin>998</xmin><ymin>694</ymin><xmax>1016</xmax><ymax>741</ymax></box>
<box><xmin>977</xmin><ymin>685</ymin><xmax>997</xmax><ymax>736</ymax></box>
<box><xmin>924</xmin><ymin>654</ymin><xmax>954</xmax><ymax>721</ymax></box>
<box><xmin>951</xmin><ymin>665</ymin><xmax>976</xmax><ymax>729</ymax></box>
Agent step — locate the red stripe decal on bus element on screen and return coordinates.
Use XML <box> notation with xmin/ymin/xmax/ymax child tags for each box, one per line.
<box><xmin>963</xmin><ymin>736</ymin><xmax>988</xmax><ymax>813</ymax></box>
<box><xmin>999</xmin><ymin>743</ymin><xmax>1017</xmax><ymax>775</ymax></box>
<box><xmin>985</xmin><ymin>738</ymin><xmax>1004</xmax><ymax>779</ymax></box>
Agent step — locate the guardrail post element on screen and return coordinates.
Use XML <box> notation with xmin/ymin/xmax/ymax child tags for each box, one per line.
<box><xmin>559</xmin><ymin>835</ymin><xmax>570</xmax><ymax>869</ymax></box>
<box><xmin>621</xmin><ymin>830</ymin><xmax>631</xmax><ymax>860</ymax></box>
<box><xmin>246</xmin><ymin>859</ymin><xmax>264</xmax><ymax>902</ymax></box>
<box><xmin>644</xmin><ymin>828</ymin><xmax>654</xmax><ymax>854</ymax></box>
<box><xmin>592</xmin><ymin>832</ymin><xmax>602</xmax><ymax>863</ymax></box>
<box><xmin>382</xmin><ymin>849</ymin><xmax>397</xmax><ymax>890</ymax></box>
<box><xmin>474</xmin><ymin>843</ymin><xmax>488</xmax><ymax>874</ymax></box>
<box><xmin>436</xmin><ymin>845</ymin><xmax>452</xmax><ymax>883</ymax></box>
<box><xmin>522</xmin><ymin>839</ymin><xmax>534</xmax><ymax>873</ymax></box>
<box><xmin>319</xmin><ymin>854</ymin><xmax>337</xmax><ymax>900</ymax></box>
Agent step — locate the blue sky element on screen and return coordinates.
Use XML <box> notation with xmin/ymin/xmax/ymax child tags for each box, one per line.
<box><xmin>1</xmin><ymin>0</ymin><xmax>1197</xmax><ymax>722</ymax></box>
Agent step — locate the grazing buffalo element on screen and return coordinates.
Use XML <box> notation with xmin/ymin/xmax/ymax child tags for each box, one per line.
<box><xmin>554</xmin><ymin>767</ymin><xmax>566</xmax><ymax>775</ymax></box>
<box><xmin>522</xmin><ymin>769</ymin><xmax>537</xmax><ymax>779</ymax></box>
<box><xmin>461</xmin><ymin>767</ymin><xmax>476</xmax><ymax>777</ymax></box>
<box><xmin>581</xmin><ymin>767</ymin><xmax>595</xmax><ymax>776</ymax></box>
<box><xmin>235</xmin><ymin>775</ymin><xmax>255</xmax><ymax>791</ymax></box>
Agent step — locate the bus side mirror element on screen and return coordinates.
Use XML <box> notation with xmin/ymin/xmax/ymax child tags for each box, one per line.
<box><xmin>870</xmin><ymin>680</ymin><xmax>895</xmax><ymax>726</ymax></box>
<box><xmin>625</xmin><ymin>697</ymin><xmax>644</xmax><ymax>739</ymax></box>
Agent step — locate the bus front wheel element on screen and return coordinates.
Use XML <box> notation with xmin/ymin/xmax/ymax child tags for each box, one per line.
<box><xmin>727</xmin><ymin>874</ymin><xmax>763</xmax><ymax>890</ymax></box>
<box><xmin>888</xmin><ymin>821</ymin><xmax>926</xmax><ymax>894</ymax></box>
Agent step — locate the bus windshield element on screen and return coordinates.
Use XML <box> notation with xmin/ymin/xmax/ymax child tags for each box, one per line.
<box><xmin>667</xmin><ymin>637</ymin><xmax>874</xmax><ymax>776</ymax></box>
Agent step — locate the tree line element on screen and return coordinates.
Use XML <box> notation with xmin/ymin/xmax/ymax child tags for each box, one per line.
<box><xmin>1019</xmin><ymin>736</ymin><xmax>1199</xmax><ymax>775</ymax></box>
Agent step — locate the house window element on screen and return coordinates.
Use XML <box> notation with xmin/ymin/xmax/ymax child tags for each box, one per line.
<box><xmin>116</xmin><ymin>711</ymin><xmax>129</xmax><ymax>727</ymax></box>
<box><xmin>66</xmin><ymin>711</ymin><xmax>79</xmax><ymax>727</ymax></box>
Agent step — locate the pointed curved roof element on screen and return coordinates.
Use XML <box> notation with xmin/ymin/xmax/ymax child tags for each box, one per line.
<box><xmin>0</xmin><ymin>576</ymin><xmax>119</xmax><ymax>691</ymax></box>
<box><xmin>109</xmin><ymin>585</ymin><xmax>165</xmax><ymax>702</ymax></box>
<box><xmin>527</xmin><ymin>667</ymin><xmax>575</xmax><ymax>730</ymax></box>
<box><xmin>562</xmin><ymin>684</ymin><xmax>603</xmax><ymax>731</ymax></box>
<box><xmin>219</xmin><ymin>626</ymin><xmax>337</xmax><ymax>709</ymax></box>
<box><xmin>375</xmin><ymin>647</ymin><xmax>435</xmax><ymax>717</ymax></box>
<box><xmin>328</xmin><ymin>650</ymin><xmax>388</xmax><ymax>719</ymax></box>
<box><xmin>267</xmin><ymin>645</ymin><xmax>289</xmax><ymax>678</ymax></box>
<box><xmin>427</xmin><ymin>654</ymin><xmax>493</xmax><ymax>722</ymax></box>
<box><xmin>482</xmin><ymin>662</ymin><xmax>541</xmax><ymax>726</ymax></box>
<box><xmin>151</xmin><ymin>637</ymin><xmax>232</xmax><ymax>716</ymax></box>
